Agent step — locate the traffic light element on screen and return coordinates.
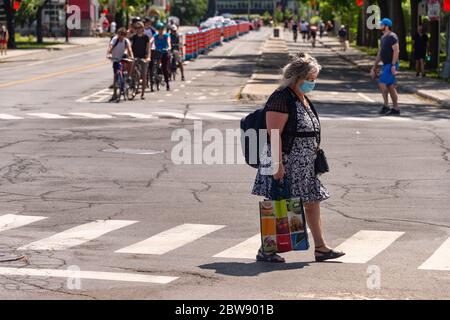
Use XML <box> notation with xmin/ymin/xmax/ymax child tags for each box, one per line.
<box><xmin>444</xmin><ymin>0</ymin><xmax>450</xmax><ymax>12</ymax></box>
<box><xmin>12</xmin><ymin>0</ymin><xmax>20</xmax><ymax>11</ymax></box>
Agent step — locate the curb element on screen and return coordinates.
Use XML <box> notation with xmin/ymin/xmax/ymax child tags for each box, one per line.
<box><xmin>319</xmin><ymin>39</ymin><xmax>450</xmax><ymax>109</ymax></box>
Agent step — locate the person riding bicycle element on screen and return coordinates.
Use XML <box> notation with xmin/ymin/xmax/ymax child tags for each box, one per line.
<box><xmin>150</xmin><ymin>22</ymin><xmax>171</xmax><ymax>91</ymax></box>
<box><xmin>106</xmin><ymin>27</ymin><xmax>134</xmax><ymax>99</ymax></box>
<box><xmin>169</xmin><ymin>25</ymin><xmax>185</xmax><ymax>81</ymax></box>
<box><xmin>131</xmin><ymin>21</ymin><xmax>151</xmax><ymax>99</ymax></box>
<box><xmin>127</xmin><ymin>17</ymin><xmax>141</xmax><ymax>38</ymax></box>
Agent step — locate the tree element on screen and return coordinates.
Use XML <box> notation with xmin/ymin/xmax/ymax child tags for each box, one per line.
<box><xmin>3</xmin><ymin>0</ymin><xmax>16</xmax><ymax>48</ymax></box>
<box><xmin>391</xmin><ymin>0</ymin><xmax>408</xmax><ymax>60</ymax></box>
<box><xmin>171</xmin><ymin>0</ymin><xmax>207</xmax><ymax>25</ymax></box>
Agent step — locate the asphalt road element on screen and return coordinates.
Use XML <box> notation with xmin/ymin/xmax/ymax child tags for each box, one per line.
<box><xmin>0</xmin><ymin>28</ymin><xmax>449</xmax><ymax>300</ymax></box>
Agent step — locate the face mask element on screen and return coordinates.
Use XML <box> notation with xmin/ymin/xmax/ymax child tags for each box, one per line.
<box><xmin>300</xmin><ymin>80</ymin><xmax>315</xmax><ymax>93</ymax></box>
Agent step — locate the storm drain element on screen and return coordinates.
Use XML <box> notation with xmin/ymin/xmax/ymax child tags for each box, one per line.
<box><xmin>101</xmin><ymin>148</ymin><xmax>165</xmax><ymax>155</ymax></box>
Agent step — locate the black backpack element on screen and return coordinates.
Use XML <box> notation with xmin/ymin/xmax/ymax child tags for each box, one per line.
<box><xmin>240</xmin><ymin>90</ymin><xmax>319</xmax><ymax>169</ymax></box>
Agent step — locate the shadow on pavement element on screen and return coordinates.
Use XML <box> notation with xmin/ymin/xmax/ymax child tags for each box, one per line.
<box><xmin>198</xmin><ymin>261</ymin><xmax>310</xmax><ymax>277</ymax></box>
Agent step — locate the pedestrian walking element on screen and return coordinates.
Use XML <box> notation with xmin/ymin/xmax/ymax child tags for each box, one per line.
<box><xmin>371</xmin><ymin>18</ymin><xmax>401</xmax><ymax>116</ymax></box>
<box><xmin>300</xmin><ymin>20</ymin><xmax>308</xmax><ymax>42</ymax></box>
<box><xmin>110</xmin><ymin>21</ymin><xmax>117</xmax><ymax>35</ymax></box>
<box><xmin>319</xmin><ymin>21</ymin><xmax>325</xmax><ymax>38</ymax></box>
<box><xmin>338</xmin><ymin>25</ymin><xmax>347</xmax><ymax>51</ymax></box>
<box><xmin>0</xmin><ymin>25</ymin><xmax>8</xmax><ymax>56</ymax></box>
<box><xmin>292</xmin><ymin>21</ymin><xmax>298</xmax><ymax>42</ymax></box>
<box><xmin>252</xmin><ymin>52</ymin><xmax>345</xmax><ymax>263</ymax></box>
<box><xmin>413</xmin><ymin>25</ymin><xmax>428</xmax><ymax>78</ymax></box>
<box><xmin>310</xmin><ymin>24</ymin><xmax>318</xmax><ymax>47</ymax></box>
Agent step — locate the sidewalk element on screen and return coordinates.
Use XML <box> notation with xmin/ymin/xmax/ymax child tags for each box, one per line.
<box><xmin>319</xmin><ymin>36</ymin><xmax>450</xmax><ymax>108</ymax></box>
<box><xmin>0</xmin><ymin>37</ymin><xmax>109</xmax><ymax>62</ymax></box>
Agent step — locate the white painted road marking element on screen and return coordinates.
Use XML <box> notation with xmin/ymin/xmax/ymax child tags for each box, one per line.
<box><xmin>418</xmin><ymin>237</ymin><xmax>450</xmax><ymax>271</ymax></box>
<box><xmin>112</xmin><ymin>112</ymin><xmax>156</xmax><ymax>119</ymax></box>
<box><xmin>358</xmin><ymin>92</ymin><xmax>375</xmax><ymax>103</ymax></box>
<box><xmin>0</xmin><ymin>267</ymin><xmax>178</xmax><ymax>284</ymax></box>
<box><xmin>27</xmin><ymin>113</ymin><xmax>68</xmax><ymax>119</ymax></box>
<box><xmin>194</xmin><ymin>112</ymin><xmax>241</xmax><ymax>120</ymax></box>
<box><xmin>153</xmin><ymin>111</ymin><xmax>200</xmax><ymax>120</ymax></box>
<box><xmin>0</xmin><ymin>214</ymin><xmax>47</xmax><ymax>233</ymax></box>
<box><xmin>76</xmin><ymin>88</ymin><xmax>111</xmax><ymax>103</ymax></box>
<box><xmin>0</xmin><ymin>114</ymin><xmax>23</xmax><ymax>120</ymax></box>
<box><xmin>116</xmin><ymin>223</ymin><xmax>225</xmax><ymax>255</ymax></box>
<box><xmin>70</xmin><ymin>112</ymin><xmax>114</xmax><ymax>119</ymax></box>
<box><xmin>334</xmin><ymin>230</ymin><xmax>405</xmax><ymax>263</ymax></box>
<box><xmin>213</xmin><ymin>234</ymin><xmax>261</xmax><ymax>259</ymax></box>
<box><xmin>19</xmin><ymin>220</ymin><xmax>137</xmax><ymax>251</ymax></box>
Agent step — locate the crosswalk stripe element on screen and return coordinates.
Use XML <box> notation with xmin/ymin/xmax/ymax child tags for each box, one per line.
<box><xmin>0</xmin><ymin>214</ymin><xmax>47</xmax><ymax>233</ymax></box>
<box><xmin>116</xmin><ymin>223</ymin><xmax>225</xmax><ymax>255</ymax></box>
<box><xmin>112</xmin><ymin>112</ymin><xmax>156</xmax><ymax>119</ymax></box>
<box><xmin>213</xmin><ymin>234</ymin><xmax>261</xmax><ymax>259</ymax></box>
<box><xmin>418</xmin><ymin>237</ymin><xmax>450</xmax><ymax>271</ymax></box>
<box><xmin>18</xmin><ymin>220</ymin><xmax>138</xmax><ymax>251</ymax></box>
<box><xmin>69</xmin><ymin>113</ymin><xmax>114</xmax><ymax>119</ymax></box>
<box><xmin>358</xmin><ymin>92</ymin><xmax>375</xmax><ymax>103</ymax></box>
<box><xmin>0</xmin><ymin>267</ymin><xmax>178</xmax><ymax>284</ymax></box>
<box><xmin>194</xmin><ymin>112</ymin><xmax>241</xmax><ymax>120</ymax></box>
<box><xmin>0</xmin><ymin>114</ymin><xmax>23</xmax><ymax>120</ymax></box>
<box><xmin>333</xmin><ymin>230</ymin><xmax>405</xmax><ymax>263</ymax></box>
<box><xmin>153</xmin><ymin>111</ymin><xmax>200</xmax><ymax>120</ymax></box>
<box><xmin>27</xmin><ymin>113</ymin><xmax>68</xmax><ymax>119</ymax></box>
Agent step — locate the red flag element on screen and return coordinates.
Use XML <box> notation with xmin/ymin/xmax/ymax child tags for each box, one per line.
<box><xmin>444</xmin><ymin>0</ymin><xmax>450</xmax><ymax>12</ymax></box>
<box><xmin>356</xmin><ymin>0</ymin><xmax>363</xmax><ymax>7</ymax></box>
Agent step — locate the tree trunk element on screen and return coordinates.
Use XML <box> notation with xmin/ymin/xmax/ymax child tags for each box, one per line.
<box><xmin>428</xmin><ymin>20</ymin><xmax>440</xmax><ymax>69</ymax></box>
<box><xmin>357</xmin><ymin>9</ymin><xmax>363</xmax><ymax>46</ymax></box>
<box><xmin>367</xmin><ymin>0</ymin><xmax>378</xmax><ymax>48</ymax></box>
<box><xmin>410</xmin><ymin>0</ymin><xmax>419</xmax><ymax>68</ymax></box>
<box><xmin>391</xmin><ymin>0</ymin><xmax>408</xmax><ymax>61</ymax></box>
<box><xmin>377</xmin><ymin>0</ymin><xmax>389</xmax><ymax>18</ymax></box>
<box><xmin>3</xmin><ymin>0</ymin><xmax>16</xmax><ymax>49</ymax></box>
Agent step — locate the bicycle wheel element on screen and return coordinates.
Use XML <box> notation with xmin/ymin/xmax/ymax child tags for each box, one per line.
<box><xmin>127</xmin><ymin>71</ymin><xmax>139</xmax><ymax>100</ymax></box>
<box><xmin>112</xmin><ymin>72</ymin><xmax>120</xmax><ymax>102</ymax></box>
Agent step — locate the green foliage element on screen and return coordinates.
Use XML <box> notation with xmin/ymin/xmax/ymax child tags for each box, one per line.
<box><xmin>262</xmin><ymin>11</ymin><xmax>271</xmax><ymax>25</ymax></box>
<box><xmin>170</xmin><ymin>0</ymin><xmax>207</xmax><ymax>25</ymax></box>
<box><xmin>283</xmin><ymin>9</ymin><xmax>293</xmax><ymax>21</ymax></box>
<box><xmin>310</xmin><ymin>16</ymin><xmax>320</xmax><ymax>25</ymax></box>
<box><xmin>274</xmin><ymin>9</ymin><xmax>283</xmax><ymax>24</ymax></box>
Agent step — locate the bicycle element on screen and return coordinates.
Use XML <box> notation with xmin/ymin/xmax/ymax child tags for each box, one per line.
<box><xmin>170</xmin><ymin>50</ymin><xmax>179</xmax><ymax>81</ymax></box>
<box><xmin>149</xmin><ymin>50</ymin><xmax>164</xmax><ymax>91</ymax></box>
<box><xmin>128</xmin><ymin>58</ymin><xmax>148</xmax><ymax>100</ymax></box>
<box><xmin>110</xmin><ymin>57</ymin><xmax>133</xmax><ymax>103</ymax></box>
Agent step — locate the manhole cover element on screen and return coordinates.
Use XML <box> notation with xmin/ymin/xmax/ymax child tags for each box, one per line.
<box><xmin>101</xmin><ymin>148</ymin><xmax>165</xmax><ymax>155</ymax></box>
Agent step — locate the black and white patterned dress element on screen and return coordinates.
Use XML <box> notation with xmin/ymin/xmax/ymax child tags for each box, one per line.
<box><xmin>252</xmin><ymin>93</ymin><xmax>330</xmax><ymax>203</ymax></box>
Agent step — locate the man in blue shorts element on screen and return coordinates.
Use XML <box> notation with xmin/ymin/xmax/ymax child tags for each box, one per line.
<box><xmin>371</xmin><ymin>18</ymin><xmax>401</xmax><ymax>116</ymax></box>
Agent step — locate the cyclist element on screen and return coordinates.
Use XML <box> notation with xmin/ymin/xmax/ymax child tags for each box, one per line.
<box><xmin>144</xmin><ymin>17</ymin><xmax>156</xmax><ymax>39</ymax></box>
<box><xmin>106</xmin><ymin>28</ymin><xmax>134</xmax><ymax>99</ymax></box>
<box><xmin>169</xmin><ymin>25</ymin><xmax>185</xmax><ymax>81</ymax></box>
<box><xmin>150</xmin><ymin>22</ymin><xmax>171</xmax><ymax>91</ymax></box>
<box><xmin>131</xmin><ymin>21</ymin><xmax>151</xmax><ymax>99</ymax></box>
<box><xmin>127</xmin><ymin>17</ymin><xmax>141</xmax><ymax>38</ymax></box>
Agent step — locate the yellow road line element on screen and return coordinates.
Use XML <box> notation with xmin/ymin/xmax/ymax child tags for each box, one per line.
<box><xmin>0</xmin><ymin>61</ymin><xmax>108</xmax><ymax>89</ymax></box>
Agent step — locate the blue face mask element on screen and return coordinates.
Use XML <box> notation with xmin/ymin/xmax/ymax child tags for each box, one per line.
<box><xmin>300</xmin><ymin>80</ymin><xmax>315</xmax><ymax>93</ymax></box>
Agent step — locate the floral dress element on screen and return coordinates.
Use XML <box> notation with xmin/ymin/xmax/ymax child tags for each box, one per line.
<box><xmin>252</xmin><ymin>95</ymin><xmax>330</xmax><ymax>203</ymax></box>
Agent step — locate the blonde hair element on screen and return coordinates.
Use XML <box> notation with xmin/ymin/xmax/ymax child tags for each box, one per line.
<box><xmin>280</xmin><ymin>52</ymin><xmax>322</xmax><ymax>87</ymax></box>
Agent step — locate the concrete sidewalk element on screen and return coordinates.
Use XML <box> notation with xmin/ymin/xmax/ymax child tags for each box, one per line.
<box><xmin>0</xmin><ymin>37</ymin><xmax>109</xmax><ymax>62</ymax></box>
<box><xmin>319</xmin><ymin>36</ymin><xmax>450</xmax><ymax>108</ymax></box>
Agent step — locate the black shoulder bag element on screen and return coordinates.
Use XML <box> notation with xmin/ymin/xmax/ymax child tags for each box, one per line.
<box><xmin>304</xmin><ymin>98</ymin><xmax>329</xmax><ymax>176</ymax></box>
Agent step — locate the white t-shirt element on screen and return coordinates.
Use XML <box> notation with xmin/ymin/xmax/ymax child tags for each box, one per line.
<box><xmin>110</xmin><ymin>36</ymin><xmax>130</xmax><ymax>60</ymax></box>
<box><xmin>110</xmin><ymin>22</ymin><xmax>117</xmax><ymax>34</ymax></box>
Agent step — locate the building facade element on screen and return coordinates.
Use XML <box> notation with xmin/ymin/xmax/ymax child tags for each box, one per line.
<box><xmin>214</xmin><ymin>0</ymin><xmax>293</xmax><ymax>15</ymax></box>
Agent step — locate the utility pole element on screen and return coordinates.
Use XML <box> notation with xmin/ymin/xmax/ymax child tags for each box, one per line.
<box><xmin>65</xmin><ymin>0</ymin><xmax>68</xmax><ymax>43</ymax></box>
<box><xmin>441</xmin><ymin>15</ymin><xmax>450</xmax><ymax>79</ymax></box>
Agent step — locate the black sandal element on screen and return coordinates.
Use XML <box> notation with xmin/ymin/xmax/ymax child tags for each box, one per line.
<box><xmin>256</xmin><ymin>249</ymin><xmax>285</xmax><ymax>263</ymax></box>
<box><xmin>315</xmin><ymin>248</ymin><xmax>345</xmax><ymax>262</ymax></box>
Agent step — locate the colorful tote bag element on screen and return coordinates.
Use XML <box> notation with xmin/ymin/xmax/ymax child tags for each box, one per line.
<box><xmin>259</xmin><ymin>179</ymin><xmax>309</xmax><ymax>254</ymax></box>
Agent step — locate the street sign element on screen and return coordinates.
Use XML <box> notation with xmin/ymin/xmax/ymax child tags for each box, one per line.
<box><xmin>418</xmin><ymin>0</ymin><xmax>427</xmax><ymax>16</ymax></box>
<box><xmin>428</xmin><ymin>0</ymin><xmax>440</xmax><ymax>21</ymax></box>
